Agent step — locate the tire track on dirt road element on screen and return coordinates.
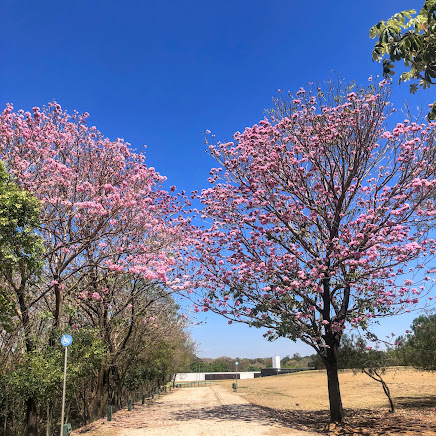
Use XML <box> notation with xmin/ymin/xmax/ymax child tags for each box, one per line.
<box><xmin>72</xmin><ymin>385</ymin><xmax>320</xmax><ymax>436</ymax></box>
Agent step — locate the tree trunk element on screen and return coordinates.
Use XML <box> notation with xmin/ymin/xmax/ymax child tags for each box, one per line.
<box><xmin>92</xmin><ymin>366</ymin><xmax>109</xmax><ymax>419</ymax></box>
<box><xmin>25</xmin><ymin>397</ymin><xmax>38</xmax><ymax>436</ymax></box>
<box><xmin>92</xmin><ymin>366</ymin><xmax>104</xmax><ymax>418</ymax></box>
<box><xmin>324</xmin><ymin>335</ymin><xmax>344</xmax><ymax>423</ymax></box>
<box><xmin>325</xmin><ymin>362</ymin><xmax>343</xmax><ymax>422</ymax></box>
<box><xmin>16</xmin><ymin>283</ymin><xmax>33</xmax><ymax>354</ymax></box>
<box><xmin>4</xmin><ymin>389</ymin><xmax>8</xmax><ymax>435</ymax></box>
<box><xmin>17</xmin><ymin>284</ymin><xmax>39</xmax><ymax>435</ymax></box>
<box><xmin>381</xmin><ymin>379</ymin><xmax>395</xmax><ymax>413</ymax></box>
<box><xmin>54</xmin><ymin>281</ymin><xmax>62</xmax><ymax>329</ymax></box>
<box><xmin>46</xmin><ymin>400</ymin><xmax>50</xmax><ymax>436</ymax></box>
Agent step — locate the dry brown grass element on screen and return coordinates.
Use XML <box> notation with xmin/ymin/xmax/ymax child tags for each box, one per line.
<box><xmin>220</xmin><ymin>367</ymin><xmax>436</xmax><ymax>435</ymax></box>
<box><xmin>224</xmin><ymin>367</ymin><xmax>435</xmax><ymax>410</ymax></box>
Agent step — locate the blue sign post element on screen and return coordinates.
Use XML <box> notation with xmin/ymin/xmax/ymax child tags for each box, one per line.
<box><xmin>61</xmin><ymin>335</ymin><xmax>73</xmax><ymax>347</ymax></box>
<box><xmin>60</xmin><ymin>335</ymin><xmax>73</xmax><ymax>436</ymax></box>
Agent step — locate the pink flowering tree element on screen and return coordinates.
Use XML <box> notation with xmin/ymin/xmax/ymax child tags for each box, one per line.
<box><xmin>74</xmin><ymin>269</ymin><xmax>188</xmax><ymax>415</ymax></box>
<box><xmin>191</xmin><ymin>81</ymin><xmax>436</xmax><ymax>422</ymax></box>
<box><xmin>0</xmin><ymin>102</ymin><xmax>188</xmax><ymax>327</ymax></box>
<box><xmin>0</xmin><ymin>102</ymin><xmax>190</xmax><ymax>433</ymax></box>
<box><xmin>75</xmin><ymin>268</ymin><xmax>185</xmax><ymax>415</ymax></box>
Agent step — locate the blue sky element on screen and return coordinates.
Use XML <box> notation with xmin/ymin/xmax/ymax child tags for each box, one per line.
<box><xmin>2</xmin><ymin>0</ymin><xmax>433</xmax><ymax>359</ymax></box>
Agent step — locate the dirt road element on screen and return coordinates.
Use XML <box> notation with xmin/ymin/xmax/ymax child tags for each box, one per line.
<box><xmin>72</xmin><ymin>385</ymin><xmax>320</xmax><ymax>436</ymax></box>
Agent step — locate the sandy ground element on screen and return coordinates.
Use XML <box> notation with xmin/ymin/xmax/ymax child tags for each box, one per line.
<box><xmin>72</xmin><ymin>384</ymin><xmax>320</xmax><ymax>436</ymax></box>
<box><xmin>72</xmin><ymin>368</ymin><xmax>436</xmax><ymax>436</ymax></box>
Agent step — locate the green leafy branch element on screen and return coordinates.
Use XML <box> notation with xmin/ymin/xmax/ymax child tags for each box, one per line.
<box><xmin>370</xmin><ymin>1</ymin><xmax>436</xmax><ymax>120</ymax></box>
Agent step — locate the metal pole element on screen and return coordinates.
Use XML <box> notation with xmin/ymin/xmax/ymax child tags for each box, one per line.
<box><xmin>60</xmin><ymin>346</ymin><xmax>68</xmax><ymax>436</ymax></box>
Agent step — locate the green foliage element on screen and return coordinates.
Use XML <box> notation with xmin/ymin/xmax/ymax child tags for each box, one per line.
<box><xmin>66</xmin><ymin>327</ymin><xmax>107</xmax><ymax>379</ymax></box>
<box><xmin>309</xmin><ymin>335</ymin><xmax>385</xmax><ymax>371</ymax></box>
<box><xmin>336</xmin><ymin>335</ymin><xmax>367</xmax><ymax>369</ymax></box>
<box><xmin>124</xmin><ymin>341</ymin><xmax>175</xmax><ymax>391</ymax></box>
<box><xmin>190</xmin><ymin>356</ymin><xmax>234</xmax><ymax>372</ymax></box>
<box><xmin>0</xmin><ymin>161</ymin><xmax>43</xmax><ymax>277</ymax></box>
<box><xmin>247</xmin><ymin>365</ymin><xmax>261</xmax><ymax>371</ymax></box>
<box><xmin>189</xmin><ymin>355</ymin><xmax>314</xmax><ymax>373</ymax></box>
<box><xmin>280</xmin><ymin>353</ymin><xmax>313</xmax><ymax>369</ymax></box>
<box><xmin>2</xmin><ymin>327</ymin><xmax>106</xmax><ymax>402</ymax></box>
<box><xmin>4</xmin><ymin>349</ymin><xmax>62</xmax><ymax>402</ymax></box>
<box><xmin>210</xmin><ymin>360</ymin><xmax>231</xmax><ymax>372</ymax></box>
<box><xmin>0</xmin><ymin>161</ymin><xmax>43</xmax><ymax>332</ymax></box>
<box><xmin>308</xmin><ymin>353</ymin><xmax>324</xmax><ymax>370</ymax></box>
<box><xmin>397</xmin><ymin>314</ymin><xmax>436</xmax><ymax>370</ymax></box>
<box><xmin>370</xmin><ymin>0</ymin><xmax>436</xmax><ymax>119</ymax></box>
<box><xmin>0</xmin><ymin>292</ymin><xmax>14</xmax><ymax>333</ymax></box>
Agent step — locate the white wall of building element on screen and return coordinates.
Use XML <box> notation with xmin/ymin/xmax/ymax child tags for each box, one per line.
<box><xmin>174</xmin><ymin>372</ymin><xmax>259</xmax><ymax>382</ymax></box>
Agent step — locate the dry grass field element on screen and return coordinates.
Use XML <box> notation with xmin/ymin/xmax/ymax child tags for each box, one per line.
<box><xmin>221</xmin><ymin>367</ymin><xmax>436</xmax><ymax>434</ymax></box>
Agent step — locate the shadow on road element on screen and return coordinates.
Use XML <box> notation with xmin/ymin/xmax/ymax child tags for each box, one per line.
<box><xmin>74</xmin><ymin>392</ymin><xmax>436</xmax><ymax>435</ymax></box>
<box><xmin>171</xmin><ymin>403</ymin><xmax>320</xmax><ymax>433</ymax></box>
<box><xmin>171</xmin><ymin>399</ymin><xmax>436</xmax><ymax>435</ymax></box>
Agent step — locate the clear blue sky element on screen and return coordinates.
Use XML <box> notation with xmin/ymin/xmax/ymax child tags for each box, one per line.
<box><xmin>2</xmin><ymin>0</ymin><xmax>433</xmax><ymax>359</ymax></box>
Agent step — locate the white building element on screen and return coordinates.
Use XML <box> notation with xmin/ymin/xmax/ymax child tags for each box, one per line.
<box><xmin>272</xmin><ymin>355</ymin><xmax>281</xmax><ymax>369</ymax></box>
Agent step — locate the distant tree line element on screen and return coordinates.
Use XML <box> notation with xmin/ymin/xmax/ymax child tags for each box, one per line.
<box><xmin>190</xmin><ymin>356</ymin><xmax>274</xmax><ymax>373</ymax></box>
<box><xmin>308</xmin><ymin>313</ymin><xmax>436</xmax><ymax>372</ymax></box>
<box><xmin>190</xmin><ymin>353</ymin><xmax>319</xmax><ymax>373</ymax></box>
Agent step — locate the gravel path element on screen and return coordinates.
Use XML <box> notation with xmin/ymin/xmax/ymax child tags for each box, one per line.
<box><xmin>73</xmin><ymin>385</ymin><xmax>320</xmax><ymax>436</ymax></box>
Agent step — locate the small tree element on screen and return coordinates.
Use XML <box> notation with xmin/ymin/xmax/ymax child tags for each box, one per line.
<box><xmin>397</xmin><ymin>313</ymin><xmax>436</xmax><ymax>370</ymax></box>
<box><xmin>338</xmin><ymin>334</ymin><xmax>395</xmax><ymax>413</ymax></box>
<box><xmin>370</xmin><ymin>0</ymin><xmax>436</xmax><ymax>119</ymax></box>
<box><xmin>191</xmin><ymin>80</ymin><xmax>436</xmax><ymax>422</ymax></box>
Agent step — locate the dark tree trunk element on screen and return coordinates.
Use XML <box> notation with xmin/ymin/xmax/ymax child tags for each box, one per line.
<box><xmin>54</xmin><ymin>280</ymin><xmax>62</xmax><ymax>329</ymax></box>
<box><xmin>17</xmin><ymin>284</ymin><xmax>39</xmax><ymax>435</ymax></box>
<box><xmin>92</xmin><ymin>366</ymin><xmax>109</xmax><ymax>418</ymax></box>
<box><xmin>325</xmin><ymin>361</ymin><xmax>343</xmax><ymax>422</ymax></box>
<box><xmin>381</xmin><ymin>380</ymin><xmax>395</xmax><ymax>413</ymax></box>
<box><xmin>25</xmin><ymin>397</ymin><xmax>38</xmax><ymax>436</ymax></box>
<box><xmin>324</xmin><ymin>334</ymin><xmax>344</xmax><ymax>423</ymax></box>
<box><xmin>16</xmin><ymin>283</ymin><xmax>33</xmax><ymax>353</ymax></box>
<box><xmin>92</xmin><ymin>366</ymin><xmax>105</xmax><ymax>418</ymax></box>
<box><xmin>49</xmin><ymin>279</ymin><xmax>62</xmax><ymax>347</ymax></box>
